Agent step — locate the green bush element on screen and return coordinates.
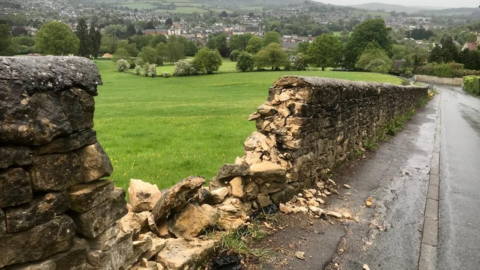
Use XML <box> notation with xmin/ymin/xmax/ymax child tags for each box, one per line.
<box><xmin>416</xmin><ymin>62</ymin><xmax>480</xmax><ymax>78</ymax></box>
<box><xmin>116</xmin><ymin>59</ymin><xmax>129</xmax><ymax>72</ymax></box>
<box><xmin>463</xmin><ymin>76</ymin><xmax>480</xmax><ymax>95</ymax></box>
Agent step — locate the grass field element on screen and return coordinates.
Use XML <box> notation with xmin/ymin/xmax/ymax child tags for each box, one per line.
<box><xmin>94</xmin><ymin>60</ymin><xmax>402</xmax><ymax>191</ymax></box>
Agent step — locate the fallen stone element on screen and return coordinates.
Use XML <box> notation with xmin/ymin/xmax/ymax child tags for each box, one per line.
<box><xmin>256</xmin><ymin>194</ymin><xmax>273</xmax><ymax>208</ymax></box>
<box><xmin>211</xmin><ymin>187</ymin><xmax>230</xmax><ymax>204</ymax></box>
<box><xmin>327</xmin><ymin>211</ymin><xmax>343</xmax><ymax>219</ymax></box>
<box><xmin>68</xmin><ymin>180</ymin><xmax>115</xmax><ymax>213</ymax></box>
<box><xmin>128</xmin><ymin>179</ymin><xmax>162</xmax><ymax>212</ymax></box>
<box><xmin>5</xmin><ymin>191</ymin><xmax>70</xmax><ymax>233</ymax></box>
<box><xmin>76</xmin><ymin>142</ymin><xmax>113</xmax><ymax>183</ymax></box>
<box><xmin>0</xmin><ymin>215</ymin><xmax>76</xmax><ymax>268</ymax></box>
<box><xmin>0</xmin><ymin>168</ymin><xmax>33</xmax><ymax>208</ymax></box>
<box><xmin>363</xmin><ymin>264</ymin><xmax>371</xmax><ymax>270</ymax></box>
<box><xmin>8</xmin><ymin>237</ymin><xmax>88</xmax><ymax>270</ymax></box>
<box><xmin>217</xmin><ymin>164</ymin><xmax>249</xmax><ymax>182</ymax></box>
<box><xmin>71</xmin><ymin>188</ymin><xmax>128</xmax><ymax>238</ymax></box>
<box><xmin>34</xmin><ymin>129</ymin><xmax>97</xmax><ymax>155</ymax></box>
<box><xmin>270</xmin><ymin>185</ymin><xmax>297</xmax><ymax>204</ymax></box>
<box><xmin>229</xmin><ymin>177</ymin><xmax>244</xmax><ymax>199</ymax></box>
<box><xmin>295</xmin><ymin>251</ymin><xmax>306</xmax><ymax>260</ymax></box>
<box><xmin>168</xmin><ymin>203</ymin><xmax>218</xmax><ymax>238</ymax></box>
<box><xmin>308</xmin><ymin>206</ymin><xmax>324</xmax><ymax>215</ymax></box>
<box><xmin>243</xmin><ymin>181</ymin><xmax>259</xmax><ymax>201</ymax></box>
<box><xmin>29</xmin><ymin>152</ymin><xmax>83</xmax><ymax>191</ymax></box>
<box><xmin>0</xmin><ymin>146</ymin><xmax>32</xmax><ymax>169</ymax></box>
<box><xmin>343</xmin><ymin>184</ymin><xmax>351</xmax><ymax>189</ymax></box>
<box><xmin>131</xmin><ymin>260</ymin><xmax>159</xmax><ymax>270</ymax></box>
<box><xmin>197</xmin><ymin>187</ymin><xmax>214</xmax><ymax>205</ymax></box>
<box><xmin>118</xmin><ymin>211</ymin><xmax>150</xmax><ymax>240</ymax></box>
<box><xmin>279</xmin><ymin>203</ymin><xmax>292</xmax><ymax>214</ymax></box>
<box><xmin>86</xmin><ymin>231</ymin><xmax>133</xmax><ymax>269</ymax></box>
<box><xmin>306</xmin><ymin>199</ymin><xmax>320</xmax><ymax>207</ymax></box>
<box><xmin>156</xmin><ymin>238</ymin><xmax>215</xmax><ymax>269</ymax></box>
<box><xmin>140</xmin><ymin>233</ymin><xmax>167</xmax><ymax>261</ymax></box>
<box><xmin>152</xmin><ymin>176</ymin><xmax>205</xmax><ymax>223</ymax></box>
<box><xmin>30</xmin><ymin>91</ymin><xmax>73</xmax><ymax>145</ymax></box>
<box><xmin>123</xmin><ymin>234</ymin><xmax>153</xmax><ymax>269</ymax></box>
<box><xmin>365</xmin><ymin>197</ymin><xmax>374</xmax><ymax>208</ymax></box>
<box><xmin>250</xmin><ymin>161</ymin><xmax>287</xmax><ymax>185</ymax></box>
<box><xmin>60</xmin><ymin>88</ymin><xmax>94</xmax><ymax>132</ymax></box>
<box><xmin>218</xmin><ymin>216</ymin><xmax>245</xmax><ymax>231</ymax></box>
<box><xmin>292</xmin><ymin>206</ymin><xmax>308</xmax><ymax>214</ymax></box>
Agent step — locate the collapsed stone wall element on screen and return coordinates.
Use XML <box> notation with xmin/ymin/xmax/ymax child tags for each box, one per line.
<box><xmin>226</xmin><ymin>76</ymin><xmax>429</xmax><ymax>206</ymax></box>
<box><xmin>0</xmin><ymin>57</ymin><xmax>429</xmax><ymax>270</ymax></box>
<box><xmin>0</xmin><ymin>57</ymin><xmax>132</xmax><ymax>269</ymax></box>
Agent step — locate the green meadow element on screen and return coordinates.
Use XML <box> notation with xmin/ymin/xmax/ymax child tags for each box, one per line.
<box><xmin>94</xmin><ymin>60</ymin><xmax>402</xmax><ymax>191</ymax></box>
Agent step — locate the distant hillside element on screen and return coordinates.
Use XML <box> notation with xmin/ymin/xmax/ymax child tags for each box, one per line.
<box><xmin>415</xmin><ymin>7</ymin><xmax>480</xmax><ymax>16</ymax></box>
<box><xmin>351</xmin><ymin>2</ymin><xmax>442</xmax><ymax>14</ymax></box>
<box><xmin>192</xmin><ymin>0</ymin><xmax>308</xmax><ymax>9</ymax></box>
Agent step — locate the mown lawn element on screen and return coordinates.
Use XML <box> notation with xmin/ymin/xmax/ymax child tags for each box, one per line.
<box><xmin>94</xmin><ymin>60</ymin><xmax>402</xmax><ymax>191</ymax></box>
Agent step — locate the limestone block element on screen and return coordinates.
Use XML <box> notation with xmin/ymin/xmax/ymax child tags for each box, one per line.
<box><xmin>270</xmin><ymin>185</ymin><xmax>297</xmax><ymax>204</ymax></box>
<box><xmin>249</xmin><ymin>161</ymin><xmax>287</xmax><ymax>185</ymax></box>
<box><xmin>156</xmin><ymin>238</ymin><xmax>215</xmax><ymax>270</ymax></box>
<box><xmin>7</xmin><ymin>238</ymin><xmax>88</xmax><ymax>270</ymax></box>
<box><xmin>34</xmin><ymin>129</ymin><xmax>97</xmax><ymax>155</ymax></box>
<box><xmin>5</xmin><ymin>191</ymin><xmax>70</xmax><ymax>233</ymax></box>
<box><xmin>0</xmin><ymin>209</ymin><xmax>5</xmax><ymax>238</ymax></box>
<box><xmin>167</xmin><ymin>203</ymin><xmax>218</xmax><ymax>238</ymax></box>
<box><xmin>151</xmin><ymin>176</ymin><xmax>205</xmax><ymax>223</ymax></box>
<box><xmin>128</xmin><ymin>179</ymin><xmax>162</xmax><ymax>213</ymax></box>
<box><xmin>0</xmin><ymin>215</ymin><xmax>76</xmax><ymax>268</ymax></box>
<box><xmin>76</xmin><ymin>142</ymin><xmax>113</xmax><ymax>183</ymax></box>
<box><xmin>0</xmin><ymin>81</ymin><xmax>34</xmax><ymax>144</ymax></box>
<box><xmin>29</xmin><ymin>153</ymin><xmax>83</xmax><ymax>191</ymax></box>
<box><xmin>140</xmin><ymin>233</ymin><xmax>167</xmax><ymax>261</ymax></box>
<box><xmin>0</xmin><ymin>146</ymin><xmax>32</xmax><ymax>169</ymax></box>
<box><xmin>30</xmin><ymin>91</ymin><xmax>73</xmax><ymax>145</ymax></box>
<box><xmin>87</xmin><ymin>231</ymin><xmax>133</xmax><ymax>270</ymax></box>
<box><xmin>211</xmin><ymin>187</ymin><xmax>230</xmax><ymax>204</ymax></box>
<box><xmin>118</xmin><ymin>211</ymin><xmax>150</xmax><ymax>240</ymax></box>
<box><xmin>244</xmin><ymin>132</ymin><xmax>267</xmax><ymax>151</ymax></box>
<box><xmin>123</xmin><ymin>234</ymin><xmax>153</xmax><ymax>269</ymax></box>
<box><xmin>216</xmin><ymin>164</ymin><xmax>249</xmax><ymax>182</ymax></box>
<box><xmin>197</xmin><ymin>187</ymin><xmax>214</xmax><ymax>205</ymax></box>
<box><xmin>0</xmin><ymin>168</ymin><xmax>33</xmax><ymax>208</ymax></box>
<box><xmin>243</xmin><ymin>181</ymin><xmax>259</xmax><ymax>201</ymax></box>
<box><xmin>87</xmin><ymin>223</ymin><xmax>121</xmax><ymax>251</ymax></box>
<box><xmin>229</xmin><ymin>177</ymin><xmax>244</xmax><ymax>199</ymax></box>
<box><xmin>60</xmin><ymin>88</ymin><xmax>95</xmax><ymax>131</ymax></box>
<box><xmin>68</xmin><ymin>180</ymin><xmax>115</xmax><ymax>213</ymax></box>
<box><xmin>71</xmin><ymin>188</ymin><xmax>128</xmax><ymax>238</ymax></box>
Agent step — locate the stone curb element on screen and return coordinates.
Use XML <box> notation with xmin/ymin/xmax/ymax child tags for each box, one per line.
<box><xmin>419</xmin><ymin>93</ymin><xmax>441</xmax><ymax>270</ymax></box>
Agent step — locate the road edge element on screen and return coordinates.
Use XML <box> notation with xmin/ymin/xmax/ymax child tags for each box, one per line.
<box><xmin>418</xmin><ymin>93</ymin><xmax>441</xmax><ymax>270</ymax></box>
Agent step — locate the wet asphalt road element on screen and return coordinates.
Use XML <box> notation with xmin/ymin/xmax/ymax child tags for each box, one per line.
<box><xmin>437</xmin><ymin>86</ymin><xmax>480</xmax><ymax>270</ymax></box>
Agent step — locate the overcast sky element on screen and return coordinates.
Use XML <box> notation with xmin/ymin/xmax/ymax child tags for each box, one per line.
<box><xmin>317</xmin><ymin>0</ymin><xmax>478</xmax><ymax>8</ymax></box>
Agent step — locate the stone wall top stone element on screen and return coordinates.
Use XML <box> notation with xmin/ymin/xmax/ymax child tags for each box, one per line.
<box><xmin>0</xmin><ymin>57</ymin><xmax>102</xmax><ymax>96</ymax></box>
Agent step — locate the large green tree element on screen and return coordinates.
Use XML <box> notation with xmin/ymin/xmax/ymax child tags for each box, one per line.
<box><xmin>228</xmin><ymin>33</ymin><xmax>253</xmax><ymax>51</ymax></box>
<box><xmin>245</xmin><ymin>36</ymin><xmax>263</xmax><ymax>54</ymax></box>
<box><xmin>262</xmin><ymin>31</ymin><xmax>281</xmax><ymax>47</ymax></box>
<box><xmin>76</xmin><ymin>18</ymin><xmax>91</xmax><ymax>57</ymax></box>
<box><xmin>0</xmin><ymin>23</ymin><xmax>17</xmax><ymax>56</ymax></box>
<box><xmin>344</xmin><ymin>19</ymin><xmax>392</xmax><ymax>68</ymax></box>
<box><xmin>138</xmin><ymin>46</ymin><xmax>160</xmax><ymax>65</ymax></box>
<box><xmin>355</xmin><ymin>42</ymin><xmax>393</xmax><ymax>74</ymax></box>
<box><xmin>35</xmin><ymin>21</ymin><xmax>79</xmax><ymax>55</ymax></box>
<box><xmin>428</xmin><ymin>44</ymin><xmax>443</xmax><ymax>63</ymax></box>
<box><xmin>254</xmin><ymin>43</ymin><xmax>289</xmax><ymax>70</ymax></box>
<box><xmin>89</xmin><ymin>25</ymin><xmax>102</xmax><ymax>58</ymax></box>
<box><xmin>193</xmin><ymin>48</ymin><xmax>222</xmax><ymax>74</ymax></box>
<box><xmin>308</xmin><ymin>34</ymin><xmax>343</xmax><ymax>71</ymax></box>
<box><xmin>441</xmin><ymin>37</ymin><xmax>459</xmax><ymax>63</ymax></box>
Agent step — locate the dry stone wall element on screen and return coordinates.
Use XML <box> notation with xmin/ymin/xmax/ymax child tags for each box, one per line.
<box><xmin>0</xmin><ymin>57</ymin><xmax>132</xmax><ymax>269</ymax></box>
<box><xmin>0</xmin><ymin>57</ymin><xmax>429</xmax><ymax>270</ymax></box>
